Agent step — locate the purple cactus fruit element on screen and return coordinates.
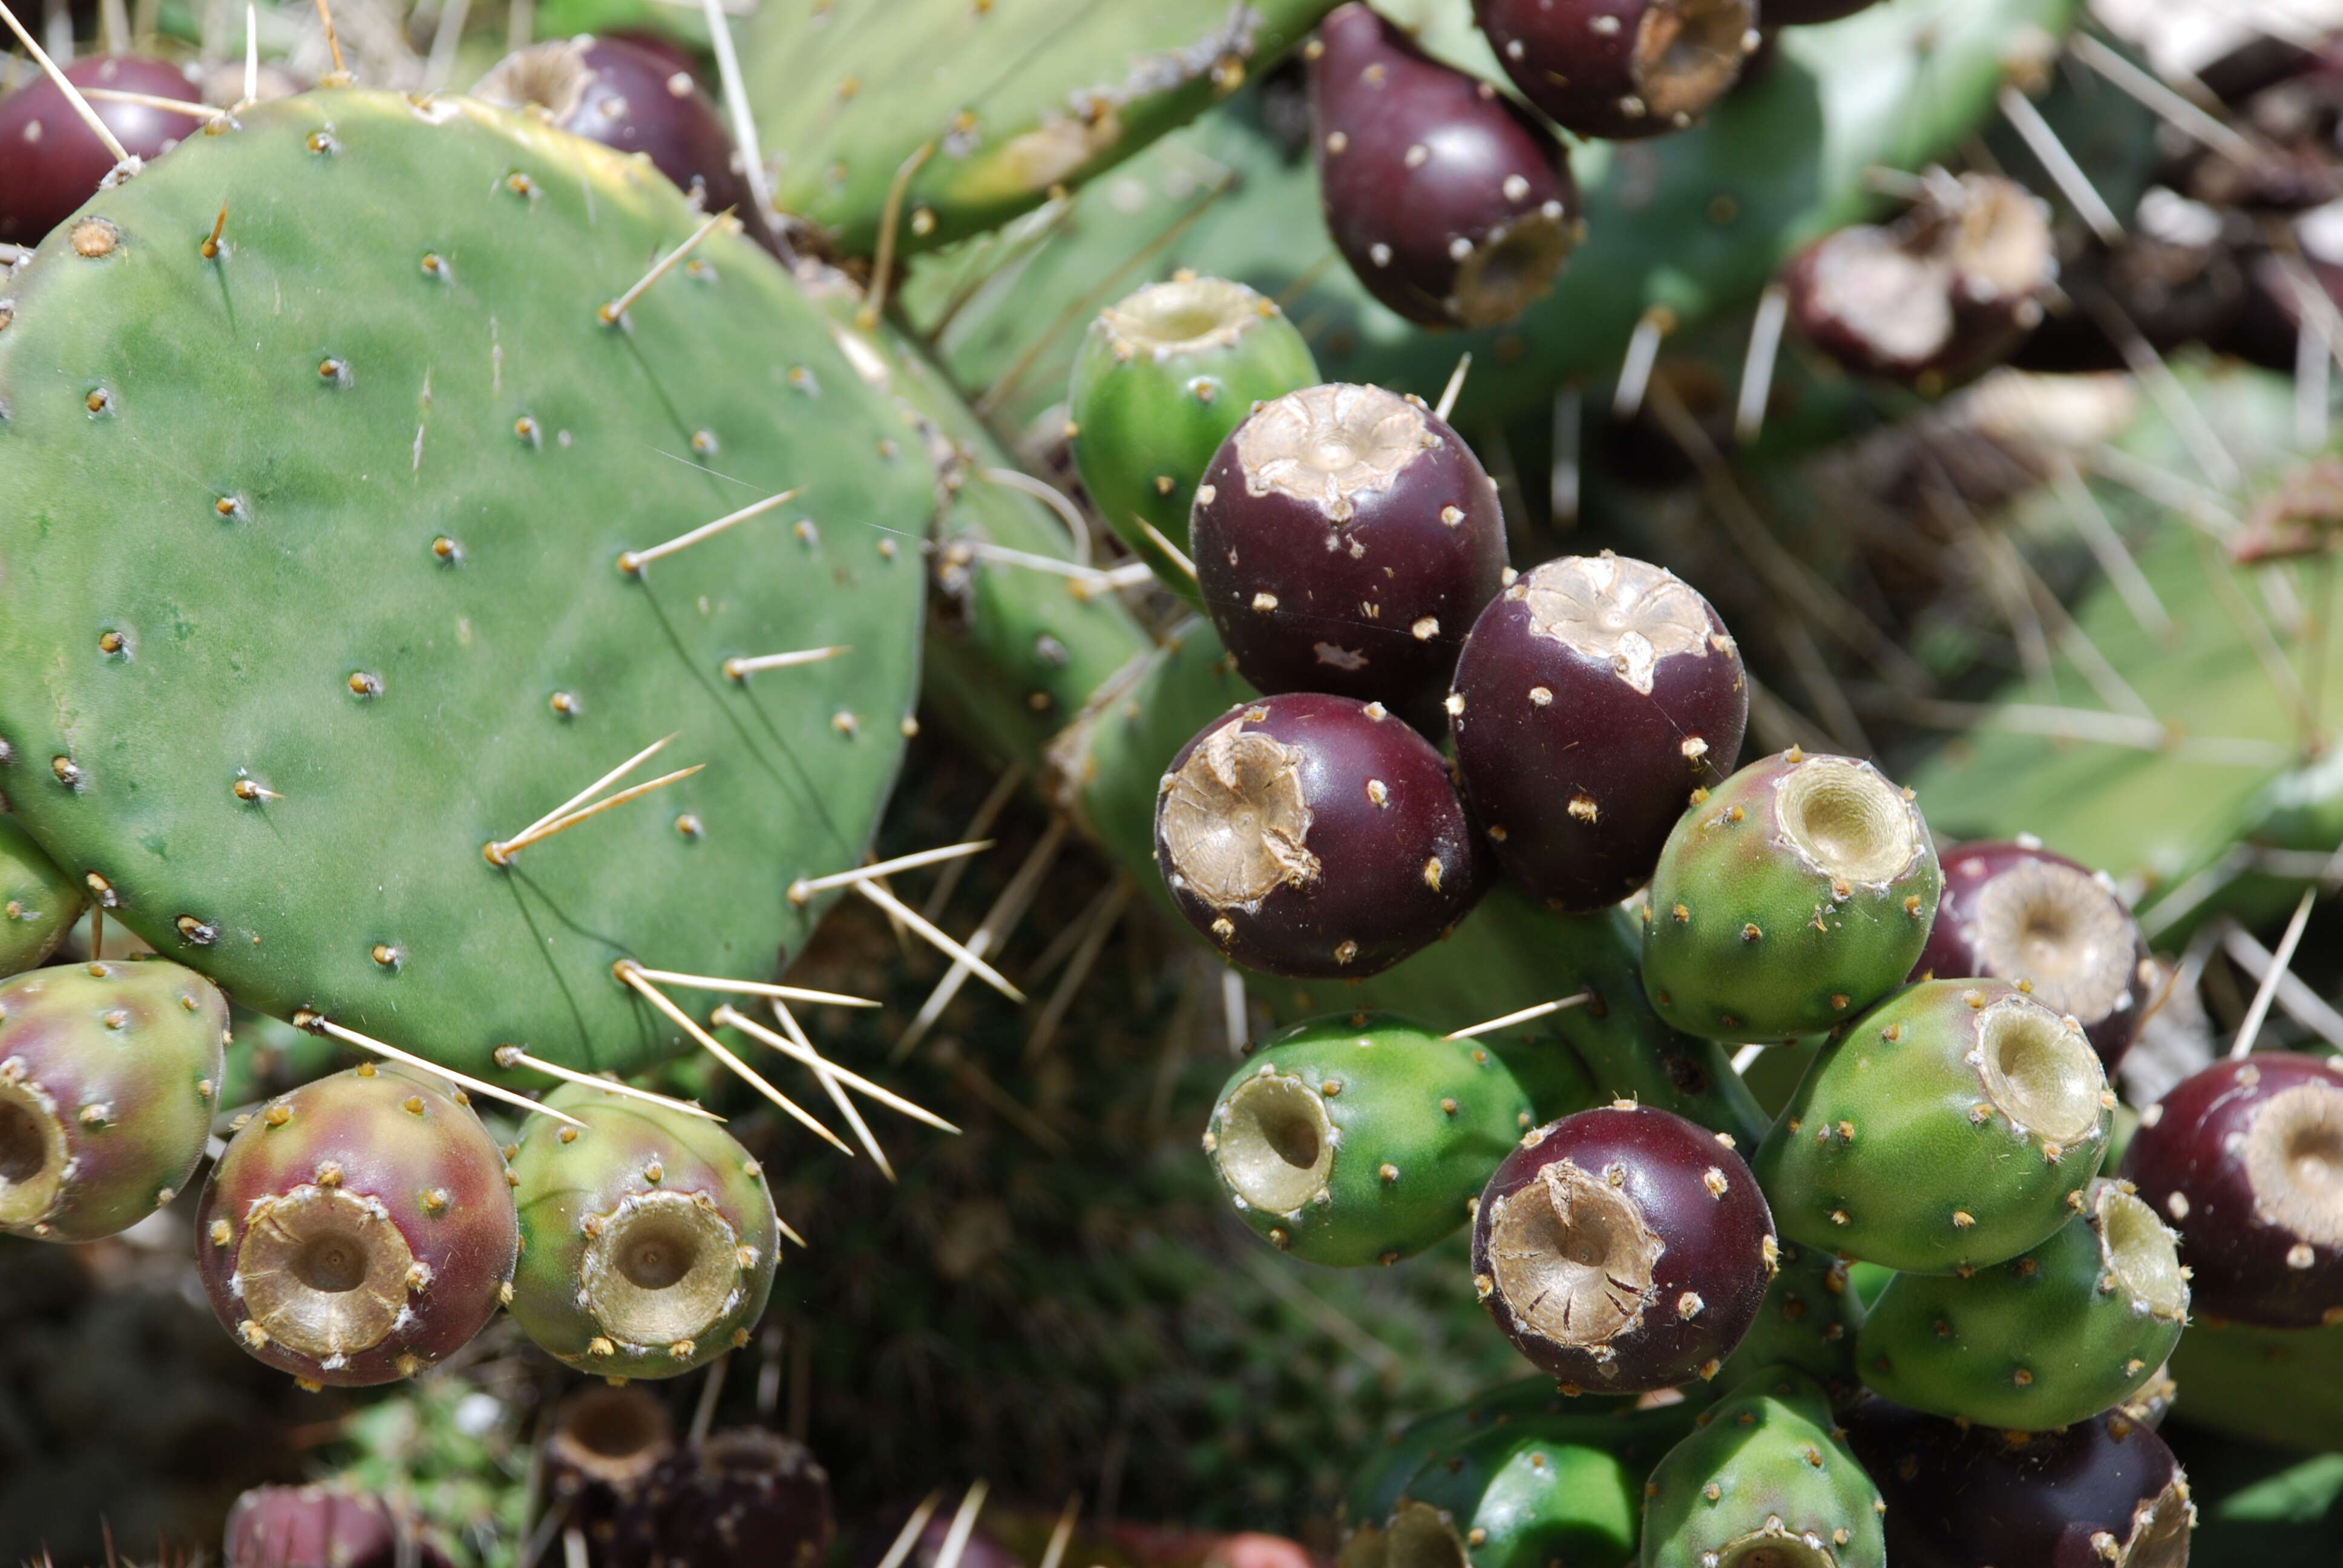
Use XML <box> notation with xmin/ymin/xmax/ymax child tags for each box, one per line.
<box><xmin>611</xmin><ymin>1428</ymin><xmax>834</xmax><ymax>1568</ymax></box>
<box><xmin>0</xmin><ymin>958</ymin><xmax>228</xmax><ymax>1242</ymax></box>
<box><xmin>1785</xmin><ymin>173</ymin><xmax>2056</xmax><ymax>386</ymax></box>
<box><xmin>224</xmin><ymin>1485</ymin><xmax>453</xmax><ymax>1568</ymax></box>
<box><xmin>1153</xmin><ymin>694</ymin><xmax>1489</xmax><ymax>978</ymax></box>
<box><xmin>1190</xmin><ymin>384</ymin><xmax>1507</xmax><ymax>721</ymax></box>
<box><xmin>1309</xmin><ymin>5</ymin><xmax>1582</xmax><ymax>330</ymax></box>
<box><xmin>2121</xmin><ymin>1051</ymin><xmax>2343</xmax><ymax>1328</ymax></box>
<box><xmin>474</xmin><ymin>36</ymin><xmax>776</xmax><ymax>253</ymax></box>
<box><xmin>1915</xmin><ymin>839</ymin><xmax>2153</xmax><ymax>1071</ymax></box>
<box><xmin>195</xmin><ymin>1062</ymin><xmax>519</xmax><ymax>1385</ymax></box>
<box><xmin>1472</xmin><ymin>0</ymin><xmax>1759</xmax><ymax>142</ymax></box>
<box><xmin>545</xmin><ymin>1383</ymin><xmax>677</xmax><ymax>1540</ymax></box>
<box><xmin>1470</xmin><ymin>1102</ymin><xmax>1776</xmax><ymax>1393</ymax></box>
<box><xmin>1448</xmin><ymin>553</ymin><xmax>1746</xmax><ymax>911</ymax></box>
<box><xmin>0</xmin><ymin>56</ymin><xmax>206</xmax><ymax>244</ymax></box>
<box><xmin>1843</xmin><ymin>1397</ymin><xmax>2195</xmax><ymax>1568</ymax></box>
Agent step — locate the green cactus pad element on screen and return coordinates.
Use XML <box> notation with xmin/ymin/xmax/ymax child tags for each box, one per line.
<box><xmin>506</xmin><ymin>1081</ymin><xmax>779</xmax><ymax>1377</ymax></box>
<box><xmin>0</xmin><ymin>958</ymin><xmax>227</xmax><ymax>1241</ymax></box>
<box><xmin>1859</xmin><ymin>1182</ymin><xmax>2187</xmax><ymax>1431</ymax></box>
<box><xmin>1642</xmin><ymin>751</ymin><xmax>1941</xmax><ymax>1042</ymax></box>
<box><xmin>1205</xmin><ymin>1012</ymin><xmax>1532</xmax><ymax>1267</ymax></box>
<box><xmin>1637</xmin><ymin>1367</ymin><xmax>1885</xmax><ymax>1568</ymax></box>
<box><xmin>746</xmin><ymin>0</ymin><xmax>1335</xmax><ymax>255</ymax></box>
<box><xmin>1716</xmin><ymin>1239</ymin><xmax>1865</xmax><ymax>1405</ymax></box>
<box><xmin>0</xmin><ymin>818</ymin><xmax>83</xmax><ymax>978</ymax></box>
<box><xmin>0</xmin><ymin>91</ymin><xmax>932</xmax><ymax>1080</ymax></box>
<box><xmin>1754</xmin><ymin>979</ymin><xmax>2112</xmax><ymax>1274</ymax></box>
<box><xmin>1068</xmin><ymin>275</ymin><xmax>1317</xmax><ymax>591</ymax></box>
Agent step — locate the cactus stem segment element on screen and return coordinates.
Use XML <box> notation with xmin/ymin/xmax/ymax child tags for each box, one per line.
<box><xmin>616</xmin><ymin>488</ymin><xmax>800</xmax><ymax>577</ymax></box>
<box><xmin>598</xmin><ymin>206</ymin><xmax>732</xmax><ymax>327</ymax></box>
<box><xmin>787</xmin><ymin>840</ymin><xmax>994</xmax><ymax>902</ymax></box>
<box><xmin>613</xmin><ymin>963</ymin><xmax>853</xmax><ymax>1153</ymax></box>
<box><xmin>1443</xmin><ymin>993</ymin><xmax>1592</xmax><ymax>1042</ymax></box>
<box><xmin>298</xmin><ymin>1014</ymin><xmax>581</xmax><ymax>1126</ymax></box>
<box><xmin>724</xmin><ymin>646</ymin><xmax>851</xmax><ymax>681</ymax></box>
<box><xmin>710</xmin><ymin>1007</ymin><xmax>958</xmax><ymax>1132</ymax></box>
<box><xmin>491</xmin><ymin>1046</ymin><xmax>725</xmax><ymax>1123</ymax></box>
<box><xmin>0</xmin><ymin>0</ymin><xmax>134</xmax><ymax>165</ymax></box>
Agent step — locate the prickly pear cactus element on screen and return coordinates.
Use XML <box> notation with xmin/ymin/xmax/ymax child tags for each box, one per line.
<box><xmin>1637</xmin><ymin>1367</ymin><xmax>1886</xmax><ymax>1568</ymax></box>
<box><xmin>0</xmin><ymin>818</ymin><xmax>82</xmax><ymax>978</ymax></box>
<box><xmin>746</xmin><ymin>0</ymin><xmax>1339</xmax><ymax>255</ymax></box>
<box><xmin>0</xmin><ymin>91</ymin><xmax>932</xmax><ymax>1079</ymax></box>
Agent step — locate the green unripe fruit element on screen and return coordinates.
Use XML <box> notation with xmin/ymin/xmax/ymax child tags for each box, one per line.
<box><xmin>1345</xmin><ymin>1424</ymin><xmax>1643</xmax><ymax>1568</ymax></box>
<box><xmin>1638</xmin><ymin>1367</ymin><xmax>1885</xmax><ymax>1568</ymax></box>
<box><xmin>1068</xmin><ymin>276</ymin><xmax>1318</xmax><ymax>595</ymax></box>
<box><xmin>507</xmin><ymin>1082</ymin><xmax>779</xmax><ymax>1378</ymax></box>
<box><xmin>1754</xmin><ymin>979</ymin><xmax>2113</xmax><ymax>1274</ymax></box>
<box><xmin>0</xmin><ymin>818</ymin><xmax>84</xmax><ymax>978</ymax></box>
<box><xmin>1716</xmin><ymin>1239</ymin><xmax>1865</xmax><ymax>1405</ymax></box>
<box><xmin>0</xmin><ymin>959</ymin><xmax>227</xmax><ymax>1240</ymax></box>
<box><xmin>1858</xmin><ymin>1181</ymin><xmax>2188</xmax><ymax>1431</ymax></box>
<box><xmin>2166</xmin><ymin>1316</ymin><xmax>2343</xmax><ymax>1452</ymax></box>
<box><xmin>1205</xmin><ymin>1011</ymin><xmax>1533</xmax><ymax>1266</ymax></box>
<box><xmin>1642</xmin><ymin>750</ymin><xmax>1941</xmax><ymax>1042</ymax></box>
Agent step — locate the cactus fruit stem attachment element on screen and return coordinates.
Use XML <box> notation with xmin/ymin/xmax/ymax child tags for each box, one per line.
<box><xmin>297</xmin><ymin>1014</ymin><xmax>582</xmax><ymax>1126</ymax></box>
<box><xmin>2233</xmin><ymin>887</ymin><xmax>2318</xmax><ymax>1057</ymax></box>
<box><xmin>614</xmin><ymin>962</ymin><xmax>853</xmax><ymax>1154</ymax></box>
<box><xmin>617</xmin><ymin>489</ymin><xmax>799</xmax><ymax>577</ymax></box>
<box><xmin>598</xmin><ymin>206</ymin><xmax>732</xmax><ymax>326</ymax></box>
<box><xmin>0</xmin><ymin>0</ymin><xmax>133</xmax><ymax>165</ymax></box>
<box><xmin>490</xmin><ymin>1045</ymin><xmax>725</xmax><ymax>1123</ymax></box>
<box><xmin>788</xmin><ymin>841</ymin><xmax>994</xmax><ymax>903</ymax></box>
<box><xmin>1444</xmin><ymin>993</ymin><xmax>1593</xmax><ymax>1042</ymax></box>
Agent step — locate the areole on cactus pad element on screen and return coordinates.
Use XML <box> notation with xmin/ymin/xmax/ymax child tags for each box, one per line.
<box><xmin>0</xmin><ymin>91</ymin><xmax>931</xmax><ymax>1081</ymax></box>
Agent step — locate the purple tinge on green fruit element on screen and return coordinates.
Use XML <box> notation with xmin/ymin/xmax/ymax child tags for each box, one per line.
<box><xmin>1205</xmin><ymin>1011</ymin><xmax>1535</xmax><ymax>1267</ymax></box>
<box><xmin>1067</xmin><ymin>275</ymin><xmax>1319</xmax><ymax>592</ymax></box>
<box><xmin>1752</xmin><ymin>978</ymin><xmax>2112</xmax><ymax>1274</ymax></box>
<box><xmin>224</xmin><ymin>1485</ymin><xmax>453</xmax><ymax>1568</ymax></box>
<box><xmin>1640</xmin><ymin>749</ymin><xmax>1940</xmax><ymax>1042</ymax></box>
<box><xmin>1309</xmin><ymin>4</ymin><xmax>1581</xmax><ymax>330</ymax></box>
<box><xmin>196</xmin><ymin>1063</ymin><xmax>518</xmax><ymax>1386</ymax></box>
<box><xmin>1470</xmin><ymin>1102</ymin><xmax>1775</xmax><ymax>1393</ymax></box>
<box><xmin>473</xmin><ymin>34</ymin><xmax>778</xmax><ymax>254</ymax></box>
<box><xmin>2121</xmin><ymin>1051</ymin><xmax>2343</xmax><ymax>1328</ymax></box>
<box><xmin>1636</xmin><ymin>1365</ymin><xmax>1886</xmax><ymax>1568</ymax></box>
<box><xmin>1857</xmin><ymin>1180</ymin><xmax>2187</xmax><ymax>1431</ymax></box>
<box><xmin>506</xmin><ymin>1081</ymin><xmax>780</xmax><ymax>1377</ymax></box>
<box><xmin>0</xmin><ymin>55</ymin><xmax>205</xmax><ymax>244</ymax></box>
<box><xmin>1843</xmin><ymin>1397</ymin><xmax>2195</xmax><ymax>1568</ymax></box>
<box><xmin>0</xmin><ymin>815</ymin><xmax>88</xmax><ymax>978</ymax></box>
<box><xmin>1190</xmin><ymin>384</ymin><xmax>1507</xmax><ymax>724</ymax></box>
<box><xmin>1472</xmin><ymin>0</ymin><xmax>1757</xmax><ymax>142</ymax></box>
<box><xmin>609</xmin><ymin>1428</ymin><xmax>833</xmax><ymax>1568</ymax></box>
<box><xmin>1915</xmin><ymin>839</ymin><xmax>2152</xmax><ymax>1071</ymax></box>
<box><xmin>1449</xmin><ymin>553</ymin><xmax>1746</xmax><ymax>913</ymax></box>
<box><xmin>0</xmin><ymin>958</ymin><xmax>226</xmax><ymax>1242</ymax></box>
<box><xmin>1783</xmin><ymin>173</ymin><xmax>2056</xmax><ymax>385</ymax></box>
<box><xmin>1153</xmin><ymin>693</ymin><xmax>1489</xmax><ymax>978</ymax></box>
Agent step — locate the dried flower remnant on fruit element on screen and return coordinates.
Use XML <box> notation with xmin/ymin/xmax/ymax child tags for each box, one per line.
<box><xmin>1775</xmin><ymin>757</ymin><xmax>1921</xmax><ymax>886</ymax></box>
<box><xmin>1234</xmin><ymin>384</ymin><xmax>1431</xmax><ymax>521</ymax></box>
<box><xmin>1485</xmin><ymin>1157</ymin><xmax>1662</xmax><ymax>1348</ymax></box>
<box><xmin>1159</xmin><ymin>718</ymin><xmax>1319</xmax><ymax>909</ymax></box>
<box><xmin>1519</xmin><ymin>553</ymin><xmax>1714</xmax><ymax>697</ymax></box>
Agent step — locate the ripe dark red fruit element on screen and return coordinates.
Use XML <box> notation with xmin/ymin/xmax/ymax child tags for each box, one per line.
<box><xmin>0</xmin><ymin>56</ymin><xmax>205</xmax><ymax>244</ymax></box>
<box><xmin>1154</xmin><ymin>693</ymin><xmax>1489</xmax><ymax>978</ymax></box>
<box><xmin>1473</xmin><ymin>0</ymin><xmax>1758</xmax><ymax>142</ymax></box>
<box><xmin>1785</xmin><ymin>173</ymin><xmax>2055</xmax><ymax>385</ymax></box>
<box><xmin>1842</xmin><ymin>1397</ymin><xmax>2195</xmax><ymax>1568</ymax></box>
<box><xmin>224</xmin><ymin>1486</ymin><xmax>453</xmax><ymax>1568</ymax></box>
<box><xmin>610</xmin><ymin>1428</ymin><xmax>833</xmax><ymax>1568</ymax></box>
<box><xmin>2121</xmin><ymin>1052</ymin><xmax>2343</xmax><ymax>1328</ymax></box>
<box><xmin>1190</xmin><ymin>383</ymin><xmax>1507</xmax><ymax>722</ymax></box>
<box><xmin>474</xmin><ymin>36</ymin><xmax>775</xmax><ymax>253</ymax></box>
<box><xmin>544</xmin><ymin>1383</ymin><xmax>676</xmax><ymax>1541</ymax></box>
<box><xmin>1448</xmin><ymin>553</ymin><xmax>1745</xmax><ymax>911</ymax></box>
<box><xmin>1470</xmin><ymin>1102</ymin><xmax>1776</xmax><ymax>1393</ymax></box>
<box><xmin>1310</xmin><ymin>4</ymin><xmax>1582</xmax><ymax>330</ymax></box>
<box><xmin>1915</xmin><ymin>840</ymin><xmax>2152</xmax><ymax>1071</ymax></box>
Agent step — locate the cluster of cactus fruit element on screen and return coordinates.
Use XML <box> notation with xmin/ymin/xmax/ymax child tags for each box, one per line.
<box><xmin>11</xmin><ymin>0</ymin><xmax>2343</xmax><ymax>1556</ymax></box>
